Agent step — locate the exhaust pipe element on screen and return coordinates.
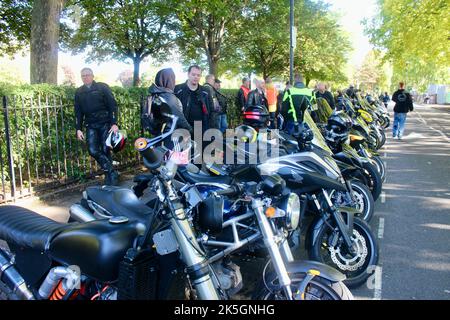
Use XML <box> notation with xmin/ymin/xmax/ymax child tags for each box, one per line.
<box><xmin>69</xmin><ymin>203</ymin><xmax>95</xmax><ymax>222</ymax></box>
<box><xmin>0</xmin><ymin>249</ymin><xmax>35</xmax><ymax>300</ymax></box>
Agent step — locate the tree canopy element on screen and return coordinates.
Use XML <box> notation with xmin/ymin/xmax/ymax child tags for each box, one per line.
<box><xmin>364</xmin><ymin>0</ymin><xmax>450</xmax><ymax>91</ymax></box>
<box><xmin>0</xmin><ymin>0</ymin><xmax>33</xmax><ymax>56</ymax></box>
<box><xmin>221</xmin><ymin>0</ymin><xmax>351</xmax><ymax>85</ymax></box>
<box><xmin>64</xmin><ymin>0</ymin><xmax>176</xmax><ymax>86</ymax></box>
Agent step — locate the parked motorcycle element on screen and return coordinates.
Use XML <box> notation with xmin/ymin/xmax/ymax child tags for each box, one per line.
<box><xmin>67</xmin><ymin>115</ymin><xmax>353</xmax><ymax>300</ymax></box>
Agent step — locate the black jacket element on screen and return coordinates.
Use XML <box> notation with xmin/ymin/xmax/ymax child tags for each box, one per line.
<box><xmin>236</xmin><ymin>86</ymin><xmax>250</xmax><ymax>111</ymax></box>
<box><xmin>74</xmin><ymin>81</ymin><xmax>118</xmax><ymax>130</ymax></box>
<box><xmin>215</xmin><ymin>90</ymin><xmax>228</xmax><ymax>114</ymax></box>
<box><xmin>174</xmin><ymin>82</ymin><xmax>215</xmax><ymax>130</ymax></box>
<box><xmin>204</xmin><ymin>83</ymin><xmax>223</xmax><ymax>114</ymax></box>
<box><xmin>392</xmin><ymin>89</ymin><xmax>413</xmax><ymax>113</ymax></box>
<box><xmin>246</xmin><ymin>89</ymin><xmax>268</xmax><ymax>109</ymax></box>
<box><xmin>144</xmin><ymin>84</ymin><xmax>192</xmax><ymax>135</ymax></box>
<box><xmin>315</xmin><ymin>90</ymin><xmax>335</xmax><ymax>109</ymax></box>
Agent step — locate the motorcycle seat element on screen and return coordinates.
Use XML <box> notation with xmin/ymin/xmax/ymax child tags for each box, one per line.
<box><xmin>86</xmin><ymin>186</ymin><xmax>153</xmax><ymax>224</ymax></box>
<box><xmin>0</xmin><ymin>205</ymin><xmax>68</xmax><ymax>250</ymax></box>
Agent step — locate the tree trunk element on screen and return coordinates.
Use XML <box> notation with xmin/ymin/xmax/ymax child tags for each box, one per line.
<box><xmin>133</xmin><ymin>57</ymin><xmax>141</xmax><ymax>87</ymax></box>
<box><xmin>30</xmin><ymin>0</ymin><xmax>64</xmax><ymax>84</ymax></box>
<box><xmin>207</xmin><ymin>53</ymin><xmax>219</xmax><ymax>77</ymax></box>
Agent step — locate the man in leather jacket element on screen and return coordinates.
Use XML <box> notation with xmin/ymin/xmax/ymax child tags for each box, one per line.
<box><xmin>246</xmin><ymin>79</ymin><xmax>269</xmax><ymax>109</ymax></box>
<box><xmin>74</xmin><ymin>68</ymin><xmax>119</xmax><ymax>185</ymax></box>
<box><xmin>174</xmin><ymin>65</ymin><xmax>215</xmax><ymax>134</ymax></box>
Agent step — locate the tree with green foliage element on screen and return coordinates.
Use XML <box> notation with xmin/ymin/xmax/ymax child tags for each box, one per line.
<box><xmin>294</xmin><ymin>0</ymin><xmax>351</xmax><ymax>86</ymax></box>
<box><xmin>235</xmin><ymin>0</ymin><xmax>290</xmax><ymax>80</ymax></box>
<box><xmin>0</xmin><ymin>0</ymin><xmax>33</xmax><ymax>56</ymax></box>
<box><xmin>64</xmin><ymin>0</ymin><xmax>176</xmax><ymax>86</ymax></box>
<box><xmin>171</xmin><ymin>0</ymin><xmax>249</xmax><ymax>76</ymax></box>
<box><xmin>222</xmin><ymin>0</ymin><xmax>351</xmax><ymax>85</ymax></box>
<box><xmin>364</xmin><ymin>0</ymin><xmax>450</xmax><ymax>91</ymax></box>
<box><xmin>354</xmin><ymin>50</ymin><xmax>390</xmax><ymax>93</ymax></box>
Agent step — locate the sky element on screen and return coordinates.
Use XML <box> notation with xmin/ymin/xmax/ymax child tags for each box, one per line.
<box><xmin>326</xmin><ymin>0</ymin><xmax>378</xmax><ymax>66</ymax></box>
<box><xmin>1</xmin><ymin>0</ymin><xmax>378</xmax><ymax>86</ymax></box>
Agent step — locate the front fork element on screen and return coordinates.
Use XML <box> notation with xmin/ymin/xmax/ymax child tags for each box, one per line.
<box><xmin>165</xmin><ymin>181</ymin><xmax>220</xmax><ymax>300</ymax></box>
<box><xmin>252</xmin><ymin>199</ymin><xmax>293</xmax><ymax>300</ymax></box>
<box><xmin>314</xmin><ymin>190</ymin><xmax>355</xmax><ymax>254</ymax></box>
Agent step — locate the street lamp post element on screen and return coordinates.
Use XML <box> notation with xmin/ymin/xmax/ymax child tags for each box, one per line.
<box><xmin>289</xmin><ymin>0</ymin><xmax>294</xmax><ymax>84</ymax></box>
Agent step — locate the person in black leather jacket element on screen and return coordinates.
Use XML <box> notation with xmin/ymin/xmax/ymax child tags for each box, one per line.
<box><xmin>74</xmin><ymin>67</ymin><xmax>119</xmax><ymax>185</ymax></box>
<box><xmin>174</xmin><ymin>65</ymin><xmax>215</xmax><ymax>133</ymax></box>
<box><xmin>143</xmin><ymin>68</ymin><xmax>192</xmax><ymax>150</ymax></box>
<box><xmin>246</xmin><ymin>79</ymin><xmax>269</xmax><ymax>109</ymax></box>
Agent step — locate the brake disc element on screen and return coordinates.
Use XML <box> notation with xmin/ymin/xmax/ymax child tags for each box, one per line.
<box><xmin>328</xmin><ymin>229</ymin><xmax>368</xmax><ymax>271</ymax></box>
<box><xmin>352</xmin><ymin>191</ymin><xmax>365</xmax><ymax>212</ymax></box>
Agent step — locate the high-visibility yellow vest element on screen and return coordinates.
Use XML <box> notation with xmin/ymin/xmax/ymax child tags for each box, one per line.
<box><xmin>283</xmin><ymin>87</ymin><xmax>314</xmax><ymax>122</ymax></box>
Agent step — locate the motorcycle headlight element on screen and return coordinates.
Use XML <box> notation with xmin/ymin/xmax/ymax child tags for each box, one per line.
<box><xmin>280</xmin><ymin>193</ymin><xmax>301</xmax><ymax>231</ymax></box>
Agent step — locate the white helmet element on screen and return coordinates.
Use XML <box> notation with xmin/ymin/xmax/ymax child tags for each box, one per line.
<box><xmin>105</xmin><ymin>130</ymin><xmax>127</xmax><ymax>153</ymax></box>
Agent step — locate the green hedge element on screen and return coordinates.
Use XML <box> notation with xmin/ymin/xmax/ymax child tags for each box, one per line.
<box><xmin>0</xmin><ymin>84</ymin><xmax>147</xmax><ymax>199</ymax></box>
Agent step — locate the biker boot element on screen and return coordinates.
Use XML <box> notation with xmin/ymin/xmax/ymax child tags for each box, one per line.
<box><xmin>104</xmin><ymin>170</ymin><xmax>119</xmax><ymax>186</ymax></box>
<box><xmin>103</xmin><ymin>170</ymin><xmax>112</xmax><ymax>185</ymax></box>
<box><xmin>109</xmin><ymin>170</ymin><xmax>119</xmax><ymax>186</ymax></box>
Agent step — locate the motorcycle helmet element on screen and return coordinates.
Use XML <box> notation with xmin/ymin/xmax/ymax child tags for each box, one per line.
<box><xmin>325</xmin><ymin>112</ymin><xmax>352</xmax><ymax>144</ymax></box>
<box><xmin>327</xmin><ymin>111</ymin><xmax>353</xmax><ymax>131</ymax></box>
<box><xmin>242</xmin><ymin>105</ymin><xmax>270</xmax><ymax>129</ymax></box>
<box><xmin>325</xmin><ymin>126</ymin><xmax>348</xmax><ymax>144</ymax></box>
<box><xmin>106</xmin><ymin>130</ymin><xmax>127</xmax><ymax>153</ymax></box>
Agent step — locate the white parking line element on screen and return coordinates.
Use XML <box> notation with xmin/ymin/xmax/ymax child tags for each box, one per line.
<box><xmin>373</xmin><ymin>266</ymin><xmax>383</xmax><ymax>300</ymax></box>
<box><xmin>380</xmin><ymin>192</ymin><xmax>386</xmax><ymax>204</ymax></box>
<box><xmin>378</xmin><ymin>217</ymin><xmax>385</xmax><ymax>239</ymax></box>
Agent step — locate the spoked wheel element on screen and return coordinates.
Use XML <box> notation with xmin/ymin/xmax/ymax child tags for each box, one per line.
<box><xmin>254</xmin><ymin>272</ymin><xmax>353</xmax><ymax>300</ymax></box>
<box><xmin>309</xmin><ymin>217</ymin><xmax>379</xmax><ymax>288</ymax></box>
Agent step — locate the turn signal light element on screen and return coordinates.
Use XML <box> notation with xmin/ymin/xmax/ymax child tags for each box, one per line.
<box><xmin>265</xmin><ymin>207</ymin><xmax>276</xmax><ymax>218</ymax></box>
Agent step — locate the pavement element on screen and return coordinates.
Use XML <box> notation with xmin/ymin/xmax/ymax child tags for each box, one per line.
<box><xmin>351</xmin><ymin>102</ymin><xmax>450</xmax><ymax>300</ymax></box>
<box><xmin>1</xmin><ymin>102</ymin><xmax>449</xmax><ymax>300</ymax></box>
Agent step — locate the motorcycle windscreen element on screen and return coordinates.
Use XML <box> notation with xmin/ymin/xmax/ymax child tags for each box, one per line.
<box><xmin>303</xmin><ymin>110</ymin><xmax>333</xmax><ymax>155</ymax></box>
<box><xmin>312</xmin><ymin>98</ymin><xmax>334</xmax><ymax>123</ymax></box>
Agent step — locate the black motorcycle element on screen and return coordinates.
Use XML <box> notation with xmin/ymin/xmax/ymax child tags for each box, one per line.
<box><xmin>67</xmin><ymin>116</ymin><xmax>353</xmax><ymax>300</ymax></box>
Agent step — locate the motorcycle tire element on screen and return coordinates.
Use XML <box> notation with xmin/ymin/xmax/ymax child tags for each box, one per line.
<box><xmin>372</xmin><ymin>156</ymin><xmax>386</xmax><ymax>183</ymax></box>
<box><xmin>383</xmin><ymin>117</ymin><xmax>390</xmax><ymax>129</ymax></box>
<box><xmin>309</xmin><ymin>217</ymin><xmax>379</xmax><ymax>289</ymax></box>
<box><xmin>350</xmin><ymin>180</ymin><xmax>375</xmax><ymax>222</ymax></box>
<box><xmin>253</xmin><ymin>272</ymin><xmax>353</xmax><ymax>300</ymax></box>
<box><xmin>362</xmin><ymin>161</ymin><xmax>382</xmax><ymax>201</ymax></box>
<box><xmin>378</xmin><ymin>129</ymin><xmax>386</xmax><ymax>148</ymax></box>
<box><xmin>370</xmin><ymin>131</ymin><xmax>382</xmax><ymax>150</ymax></box>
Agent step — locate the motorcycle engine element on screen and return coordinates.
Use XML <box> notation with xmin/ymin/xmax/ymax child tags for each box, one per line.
<box><xmin>211</xmin><ymin>259</ymin><xmax>243</xmax><ymax>297</ymax></box>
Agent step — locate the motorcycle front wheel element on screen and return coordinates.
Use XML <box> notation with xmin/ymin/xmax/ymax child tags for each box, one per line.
<box><xmin>350</xmin><ymin>180</ymin><xmax>375</xmax><ymax>222</ymax></box>
<box><xmin>309</xmin><ymin>217</ymin><xmax>379</xmax><ymax>289</ymax></box>
<box><xmin>362</xmin><ymin>161</ymin><xmax>382</xmax><ymax>201</ymax></box>
<box><xmin>372</xmin><ymin>156</ymin><xmax>386</xmax><ymax>183</ymax></box>
<box><xmin>253</xmin><ymin>272</ymin><xmax>353</xmax><ymax>300</ymax></box>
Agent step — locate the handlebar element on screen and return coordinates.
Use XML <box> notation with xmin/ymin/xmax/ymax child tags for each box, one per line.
<box><xmin>214</xmin><ymin>185</ymin><xmax>242</xmax><ymax>197</ymax></box>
